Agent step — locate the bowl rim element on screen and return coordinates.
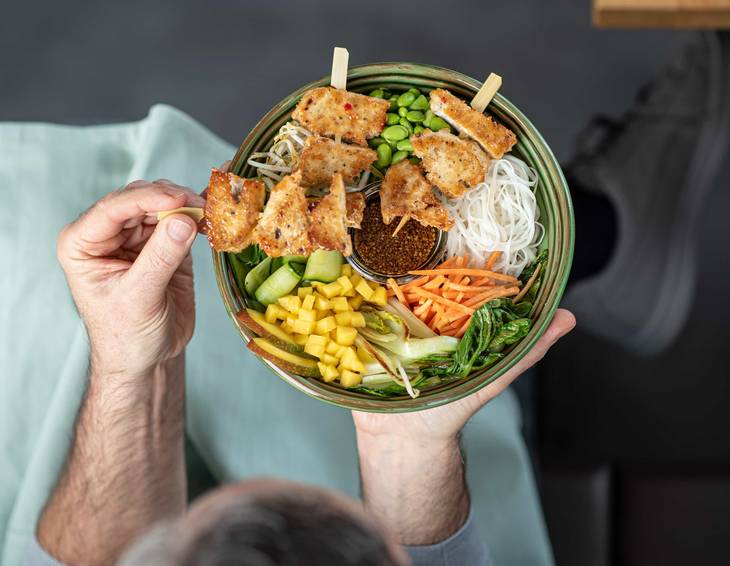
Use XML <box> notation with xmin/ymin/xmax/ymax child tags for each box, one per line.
<box><xmin>213</xmin><ymin>62</ymin><xmax>574</xmax><ymax>413</ymax></box>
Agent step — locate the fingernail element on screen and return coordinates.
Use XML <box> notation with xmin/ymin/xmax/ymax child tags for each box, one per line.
<box><xmin>167</xmin><ymin>218</ymin><xmax>194</xmax><ymax>242</ymax></box>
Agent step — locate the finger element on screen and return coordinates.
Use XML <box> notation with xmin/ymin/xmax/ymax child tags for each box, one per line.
<box><xmin>473</xmin><ymin>309</ymin><xmax>575</xmax><ymax>404</ymax></box>
<box><xmin>125</xmin><ymin>214</ymin><xmax>198</xmax><ymax>295</ymax></box>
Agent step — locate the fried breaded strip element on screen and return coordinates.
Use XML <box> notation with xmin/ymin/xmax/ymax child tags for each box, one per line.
<box><xmin>307</xmin><ymin>192</ymin><xmax>365</xmax><ymax>229</ymax></box>
<box><xmin>411</xmin><ymin>131</ymin><xmax>491</xmax><ymax>198</ymax></box>
<box><xmin>380</xmin><ymin>161</ymin><xmax>453</xmax><ymax>231</ymax></box>
<box><xmin>345</xmin><ymin>192</ymin><xmax>365</xmax><ymax>229</ymax></box>
<box><xmin>252</xmin><ymin>172</ymin><xmax>313</xmax><ymax>257</ymax></box>
<box><xmin>292</xmin><ymin>87</ymin><xmax>389</xmax><ymax>146</ymax></box>
<box><xmin>296</xmin><ymin>136</ymin><xmax>376</xmax><ymax>187</ymax></box>
<box><xmin>204</xmin><ymin>169</ymin><xmax>266</xmax><ymax>252</ymax></box>
<box><xmin>429</xmin><ymin>88</ymin><xmax>516</xmax><ymax>159</ymax></box>
<box><xmin>309</xmin><ymin>173</ymin><xmax>352</xmax><ymax>256</ymax></box>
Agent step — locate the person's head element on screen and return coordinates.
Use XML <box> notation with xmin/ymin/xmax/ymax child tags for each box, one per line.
<box><xmin>119</xmin><ymin>478</ymin><xmax>410</xmax><ymax>565</ymax></box>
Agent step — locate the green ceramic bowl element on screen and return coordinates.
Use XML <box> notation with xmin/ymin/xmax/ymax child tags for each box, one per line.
<box><xmin>213</xmin><ymin>63</ymin><xmax>574</xmax><ymax>413</ymax></box>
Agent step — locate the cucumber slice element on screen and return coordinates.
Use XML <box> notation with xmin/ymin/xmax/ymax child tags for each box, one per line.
<box><xmin>255</xmin><ymin>262</ymin><xmax>303</xmax><ymax>306</ymax></box>
<box><xmin>283</xmin><ymin>255</ymin><xmax>308</xmax><ymax>264</ymax></box>
<box><xmin>244</xmin><ymin>257</ymin><xmax>272</xmax><ymax>297</ymax></box>
<box><xmin>302</xmin><ymin>250</ymin><xmax>343</xmax><ymax>283</ymax></box>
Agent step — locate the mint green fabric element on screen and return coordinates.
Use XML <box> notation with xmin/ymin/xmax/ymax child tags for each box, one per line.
<box><xmin>0</xmin><ymin>105</ymin><xmax>553</xmax><ymax>566</ymax></box>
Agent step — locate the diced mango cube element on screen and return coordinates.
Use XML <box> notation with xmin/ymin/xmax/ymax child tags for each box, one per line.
<box><xmin>335</xmin><ymin>326</ymin><xmax>357</xmax><ymax>346</ymax></box>
<box><xmin>320</xmin><ymin>281</ymin><xmax>343</xmax><ymax>298</ymax></box>
<box><xmin>335</xmin><ymin>345</ymin><xmax>348</xmax><ymax>359</ymax></box>
<box><xmin>297</xmin><ymin>286</ymin><xmax>314</xmax><ymax>299</ymax></box>
<box><xmin>301</xmin><ymin>294</ymin><xmax>316</xmax><ymax>310</ymax></box>
<box><xmin>286</xmin><ymin>315</ymin><xmax>297</xmax><ymax>328</ymax></box>
<box><xmin>369</xmin><ymin>286</ymin><xmax>388</xmax><ymax>306</ymax></box>
<box><xmin>293</xmin><ymin>334</ymin><xmax>309</xmax><ymax>346</ymax></box>
<box><xmin>322</xmin><ymin>353</ymin><xmax>338</xmax><ymax>366</ymax></box>
<box><xmin>351</xmin><ymin>274</ymin><xmax>363</xmax><ymax>287</ymax></box>
<box><xmin>306</xmin><ymin>334</ymin><xmax>328</xmax><ymax>346</ymax></box>
<box><xmin>331</xmin><ymin>296</ymin><xmax>350</xmax><ymax>313</ymax></box>
<box><xmin>340</xmin><ymin>264</ymin><xmax>353</xmax><ymax>277</ymax></box>
<box><xmin>292</xmin><ymin>319</ymin><xmax>316</xmax><ymax>335</ymax></box>
<box><xmin>326</xmin><ymin>341</ymin><xmax>340</xmax><ymax>355</ymax></box>
<box><xmin>304</xmin><ymin>341</ymin><xmax>326</xmax><ymax>358</ymax></box>
<box><xmin>348</xmin><ymin>295</ymin><xmax>364</xmax><ymax>310</ymax></box>
<box><xmin>355</xmin><ymin>279</ymin><xmax>374</xmax><ymax>300</ymax></box>
<box><xmin>335</xmin><ymin>312</ymin><xmax>353</xmax><ymax>326</ymax></box>
<box><xmin>339</xmin><ymin>369</ymin><xmax>362</xmax><ymax>388</ymax></box>
<box><xmin>340</xmin><ymin>347</ymin><xmax>365</xmax><ymax>373</ymax></box>
<box><xmin>278</xmin><ymin>295</ymin><xmax>301</xmax><ymax>313</ymax></box>
<box><xmin>313</xmin><ymin>295</ymin><xmax>331</xmax><ymax>311</ymax></box>
<box><xmin>298</xmin><ymin>308</ymin><xmax>317</xmax><ymax>322</ymax></box>
<box><xmin>265</xmin><ymin>304</ymin><xmax>286</xmax><ymax>323</ymax></box>
<box><xmin>349</xmin><ymin>312</ymin><xmax>366</xmax><ymax>328</ymax></box>
<box><xmin>357</xmin><ymin>346</ymin><xmax>375</xmax><ymax>363</ymax></box>
<box><xmin>315</xmin><ymin>316</ymin><xmax>337</xmax><ymax>334</ymax></box>
<box><xmin>317</xmin><ymin>362</ymin><xmax>339</xmax><ymax>383</ymax></box>
<box><xmin>337</xmin><ymin>276</ymin><xmax>353</xmax><ymax>294</ymax></box>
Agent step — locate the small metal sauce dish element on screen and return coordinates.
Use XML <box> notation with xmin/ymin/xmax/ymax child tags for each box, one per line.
<box><xmin>346</xmin><ymin>181</ymin><xmax>447</xmax><ymax>285</ymax></box>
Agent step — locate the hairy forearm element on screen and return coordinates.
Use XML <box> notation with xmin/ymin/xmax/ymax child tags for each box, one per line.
<box><xmin>38</xmin><ymin>354</ymin><xmax>187</xmax><ymax>566</ymax></box>
<box><xmin>356</xmin><ymin>430</ymin><xmax>470</xmax><ymax>546</ymax></box>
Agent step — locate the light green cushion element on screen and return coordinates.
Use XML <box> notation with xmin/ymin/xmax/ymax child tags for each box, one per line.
<box><xmin>0</xmin><ymin>105</ymin><xmax>553</xmax><ymax>566</ymax></box>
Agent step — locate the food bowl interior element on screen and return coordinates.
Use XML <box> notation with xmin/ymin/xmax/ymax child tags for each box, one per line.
<box><xmin>213</xmin><ymin>63</ymin><xmax>574</xmax><ymax>412</ymax></box>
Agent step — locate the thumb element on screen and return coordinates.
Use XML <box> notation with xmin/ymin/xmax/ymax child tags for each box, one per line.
<box><xmin>127</xmin><ymin>214</ymin><xmax>197</xmax><ymax>294</ymax></box>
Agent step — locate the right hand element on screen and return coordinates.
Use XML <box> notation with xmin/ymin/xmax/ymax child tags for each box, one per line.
<box><xmin>57</xmin><ymin>179</ymin><xmax>204</xmax><ymax>378</ymax></box>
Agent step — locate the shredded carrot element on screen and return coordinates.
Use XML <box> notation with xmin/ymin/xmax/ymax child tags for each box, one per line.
<box><xmin>413</xmin><ymin>299</ymin><xmax>432</xmax><ymax>317</ymax></box>
<box><xmin>401</xmin><ymin>276</ymin><xmax>430</xmax><ymax>291</ymax></box>
<box><xmin>485</xmin><ymin>251</ymin><xmax>501</xmax><ymax>270</ymax></box>
<box><xmin>410</xmin><ymin>287</ymin><xmax>475</xmax><ymax>315</ymax></box>
<box><xmin>423</xmin><ymin>275</ymin><xmax>447</xmax><ymax>290</ymax></box>
<box><xmin>387</xmin><ymin>278</ymin><xmax>408</xmax><ymax>306</ymax></box>
<box><xmin>408</xmin><ymin>268</ymin><xmax>519</xmax><ymax>283</ymax></box>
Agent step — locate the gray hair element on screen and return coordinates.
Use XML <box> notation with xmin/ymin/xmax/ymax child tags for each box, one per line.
<box><xmin>118</xmin><ymin>490</ymin><xmax>405</xmax><ymax>566</ymax></box>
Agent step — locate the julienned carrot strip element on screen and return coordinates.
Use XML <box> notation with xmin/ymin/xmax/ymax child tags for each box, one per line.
<box><xmin>465</xmin><ymin>286</ymin><xmax>520</xmax><ymax>308</ymax></box>
<box><xmin>401</xmin><ymin>276</ymin><xmax>430</xmax><ymax>291</ymax></box>
<box><xmin>410</xmin><ymin>287</ymin><xmax>475</xmax><ymax>315</ymax></box>
<box><xmin>445</xmin><ymin>282</ymin><xmax>496</xmax><ymax>292</ymax></box>
<box><xmin>413</xmin><ymin>299</ymin><xmax>432</xmax><ymax>317</ymax></box>
<box><xmin>409</xmin><ymin>268</ymin><xmax>519</xmax><ymax>283</ymax></box>
<box><xmin>455</xmin><ymin>317</ymin><xmax>472</xmax><ymax>338</ymax></box>
<box><xmin>485</xmin><ymin>251</ymin><xmax>501</xmax><ymax>270</ymax></box>
<box><xmin>387</xmin><ymin>278</ymin><xmax>408</xmax><ymax>306</ymax></box>
<box><xmin>423</xmin><ymin>275</ymin><xmax>447</xmax><ymax>290</ymax></box>
<box><xmin>436</xmin><ymin>256</ymin><xmax>458</xmax><ymax>269</ymax></box>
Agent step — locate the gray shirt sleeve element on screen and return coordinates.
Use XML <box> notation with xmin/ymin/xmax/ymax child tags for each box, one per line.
<box><xmin>24</xmin><ymin>513</ymin><xmax>491</xmax><ymax>566</ymax></box>
<box><xmin>405</xmin><ymin>511</ymin><xmax>492</xmax><ymax>566</ymax></box>
<box><xmin>23</xmin><ymin>537</ymin><xmax>66</xmax><ymax>566</ymax></box>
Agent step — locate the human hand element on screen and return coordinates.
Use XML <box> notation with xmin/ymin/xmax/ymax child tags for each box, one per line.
<box><xmin>353</xmin><ymin>309</ymin><xmax>576</xmax><ymax>444</ymax></box>
<box><xmin>57</xmin><ymin>180</ymin><xmax>204</xmax><ymax>378</ymax></box>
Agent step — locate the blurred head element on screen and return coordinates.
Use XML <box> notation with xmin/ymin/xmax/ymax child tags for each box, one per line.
<box><xmin>118</xmin><ymin>478</ymin><xmax>409</xmax><ymax>566</ymax></box>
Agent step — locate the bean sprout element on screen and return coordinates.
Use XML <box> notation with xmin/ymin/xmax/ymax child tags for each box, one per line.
<box><xmin>444</xmin><ymin>155</ymin><xmax>543</xmax><ymax>277</ymax></box>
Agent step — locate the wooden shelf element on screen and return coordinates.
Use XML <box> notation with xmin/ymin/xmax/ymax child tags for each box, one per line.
<box><xmin>594</xmin><ymin>0</ymin><xmax>730</xmax><ymax>28</ymax></box>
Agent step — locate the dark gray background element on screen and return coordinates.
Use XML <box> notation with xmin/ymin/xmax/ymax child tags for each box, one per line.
<box><xmin>5</xmin><ymin>2</ymin><xmax>730</xmax><ymax>565</ymax></box>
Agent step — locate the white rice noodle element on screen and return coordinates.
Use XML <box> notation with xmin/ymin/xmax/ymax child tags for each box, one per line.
<box><xmin>444</xmin><ymin>155</ymin><xmax>543</xmax><ymax>278</ymax></box>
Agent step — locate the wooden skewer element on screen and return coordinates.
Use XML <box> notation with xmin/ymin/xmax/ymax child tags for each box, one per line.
<box><xmin>470</xmin><ymin>73</ymin><xmax>502</xmax><ymax>113</ymax></box>
<box><xmin>391</xmin><ymin>215</ymin><xmax>410</xmax><ymax>237</ymax></box>
<box><xmin>330</xmin><ymin>47</ymin><xmax>349</xmax><ymax>90</ymax></box>
<box><xmin>156</xmin><ymin>207</ymin><xmax>204</xmax><ymax>223</ymax></box>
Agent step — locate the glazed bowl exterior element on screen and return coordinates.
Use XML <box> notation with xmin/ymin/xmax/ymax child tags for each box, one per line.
<box><xmin>213</xmin><ymin>63</ymin><xmax>574</xmax><ymax>413</ymax></box>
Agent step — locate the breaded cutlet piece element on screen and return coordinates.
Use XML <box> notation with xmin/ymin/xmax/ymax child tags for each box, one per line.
<box><xmin>379</xmin><ymin>160</ymin><xmax>453</xmax><ymax>232</ymax></box>
<box><xmin>411</xmin><ymin>130</ymin><xmax>491</xmax><ymax>198</ymax></box>
<box><xmin>292</xmin><ymin>87</ymin><xmax>389</xmax><ymax>146</ymax></box>
<box><xmin>429</xmin><ymin>88</ymin><xmax>517</xmax><ymax>159</ymax></box>
<box><xmin>252</xmin><ymin>172</ymin><xmax>313</xmax><ymax>257</ymax></box>
<box><xmin>309</xmin><ymin>173</ymin><xmax>352</xmax><ymax>256</ymax></box>
<box><xmin>204</xmin><ymin>169</ymin><xmax>266</xmax><ymax>252</ymax></box>
<box><xmin>296</xmin><ymin>136</ymin><xmax>376</xmax><ymax>187</ymax></box>
<box><xmin>345</xmin><ymin>192</ymin><xmax>365</xmax><ymax>228</ymax></box>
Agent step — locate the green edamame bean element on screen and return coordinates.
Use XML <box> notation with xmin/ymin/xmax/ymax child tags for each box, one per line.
<box><xmin>399</xmin><ymin>117</ymin><xmax>413</xmax><ymax>135</ymax></box>
<box><xmin>413</xmin><ymin>125</ymin><xmax>425</xmax><ymax>135</ymax></box>
<box><xmin>398</xmin><ymin>106</ymin><xmax>408</xmax><ymax>118</ymax></box>
<box><xmin>386</xmin><ymin>113</ymin><xmax>400</xmax><ymax>125</ymax></box>
<box><xmin>388</xmin><ymin>96</ymin><xmax>398</xmax><ymax>111</ymax></box>
<box><xmin>391</xmin><ymin>150</ymin><xmax>409</xmax><ymax>165</ymax></box>
<box><xmin>388</xmin><ymin>139</ymin><xmax>398</xmax><ymax>151</ymax></box>
<box><xmin>368</xmin><ymin>88</ymin><xmax>385</xmax><ymax>98</ymax></box>
<box><xmin>397</xmin><ymin>91</ymin><xmax>416</xmax><ymax>108</ymax></box>
<box><xmin>376</xmin><ymin>143</ymin><xmax>392</xmax><ymax>168</ymax></box>
<box><xmin>429</xmin><ymin>116</ymin><xmax>450</xmax><ymax>131</ymax></box>
<box><xmin>396</xmin><ymin>139</ymin><xmax>413</xmax><ymax>151</ymax></box>
<box><xmin>408</xmin><ymin>87</ymin><xmax>421</xmax><ymax>95</ymax></box>
<box><xmin>410</xmin><ymin>94</ymin><xmax>429</xmax><ymax>110</ymax></box>
<box><xmin>406</xmin><ymin>110</ymin><xmax>425</xmax><ymax>123</ymax></box>
<box><xmin>423</xmin><ymin>110</ymin><xmax>434</xmax><ymax>128</ymax></box>
<box><xmin>381</xmin><ymin>125</ymin><xmax>409</xmax><ymax>142</ymax></box>
<box><xmin>368</xmin><ymin>136</ymin><xmax>387</xmax><ymax>148</ymax></box>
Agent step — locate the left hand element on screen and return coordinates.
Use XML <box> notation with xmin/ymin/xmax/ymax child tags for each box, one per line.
<box><xmin>353</xmin><ymin>309</ymin><xmax>576</xmax><ymax>443</ymax></box>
